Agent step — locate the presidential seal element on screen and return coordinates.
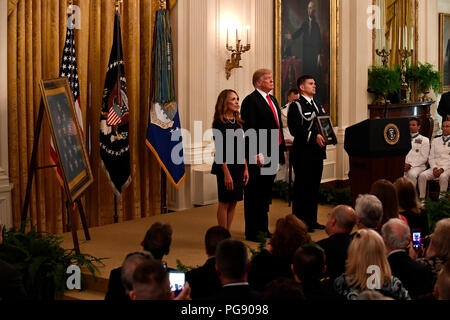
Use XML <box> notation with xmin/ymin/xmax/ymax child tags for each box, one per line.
<box><xmin>384</xmin><ymin>123</ymin><xmax>400</xmax><ymax>145</ymax></box>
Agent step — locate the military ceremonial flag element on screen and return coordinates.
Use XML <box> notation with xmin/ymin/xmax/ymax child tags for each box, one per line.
<box><xmin>146</xmin><ymin>7</ymin><xmax>185</xmax><ymax>188</ymax></box>
<box><xmin>100</xmin><ymin>11</ymin><xmax>131</xmax><ymax>195</ymax></box>
<box><xmin>51</xmin><ymin>17</ymin><xmax>83</xmax><ymax>185</ymax></box>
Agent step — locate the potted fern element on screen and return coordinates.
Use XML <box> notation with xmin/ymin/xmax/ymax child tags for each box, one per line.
<box><xmin>0</xmin><ymin>221</ymin><xmax>106</xmax><ymax>300</ymax></box>
<box><xmin>368</xmin><ymin>65</ymin><xmax>402</xmax><ymax>104</ymax></box>
<box><xmin>408</xmin><ymin>63</ymin><xmax>441</xmax><ymax>102</ymax></box>
<box><xmin>422</xmin><ymin>192</ymin><xmax>450</xmax><ymax>233</ymax></box>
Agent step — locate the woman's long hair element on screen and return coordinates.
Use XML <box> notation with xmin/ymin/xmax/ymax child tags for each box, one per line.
<box><xmin>269</xmin><ymin>215</ymin><xmax>312</xmax><ymax>260</ymax></box>
<box><xmin>394</xmin><ymin>177</ymin><xmax>421</xmax><ymax>215</ymax></box>
<box><xmin>370</xmin><ymin>179</ymin><xmax>399</xmax><ymax>229</ymax></box>
<box><xmin>213</xmin><ymin>89</ymin><xmax>244</xmax><ymax>127</ymax></box>
<box><xmin>345</xmin><ymin>229</ymin><xmax>392</xmax><ymax>290</ymax></box>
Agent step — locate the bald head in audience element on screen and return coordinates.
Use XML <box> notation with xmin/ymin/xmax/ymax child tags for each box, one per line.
<box><xmin>381</xmin><ymin>218</ymin><xmax>410</xmax><ymax>252</ymax></box>
<box><xmin>325</xmin><ymin>205</ymin><xmax>356</xmax><ymax>236</ymax></box>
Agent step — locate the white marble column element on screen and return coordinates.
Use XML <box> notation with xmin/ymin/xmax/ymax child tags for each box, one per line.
<box><xmin>0</xmin><ymin>0</ymin><xmax>13</xmax><ymax>228</ymax></box>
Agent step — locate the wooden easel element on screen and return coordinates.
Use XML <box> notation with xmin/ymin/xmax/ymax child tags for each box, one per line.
<box><xmin>21</xmin><ymin>101</ymin><xmax>90</xmax><ymax>255</ymax></box>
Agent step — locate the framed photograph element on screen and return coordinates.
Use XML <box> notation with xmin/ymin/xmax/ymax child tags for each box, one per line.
<box><xmin>439</xmin><ymin>13</ymin><xmax>450</xmax><ymax>92</ymax></box>
<box><xmin>315</xmin><ymin>115</ymin><xmax>337</xmax><ymax>145</ymax></box>
<box><xmin>39</xmin><ymin>78</ymin><xmax>93</xmax><ymax>203</ymax></box>
<box><xmin>275</xmin><ymin>0</ymin><xmax>338</xmax><ymax>125</ymax></box>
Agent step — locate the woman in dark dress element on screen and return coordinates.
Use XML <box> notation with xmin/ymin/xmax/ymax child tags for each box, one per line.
<box><xmin>211</xmin><ymin>90</ymin><xmax>249</xmax><ymax>230</ymax></box>
<box><xmin>394</xmin><ymin>177</ymin><xmax>430</xmax><ymax>236</ymax></box>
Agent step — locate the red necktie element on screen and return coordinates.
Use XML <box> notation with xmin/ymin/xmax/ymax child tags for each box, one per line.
<box><xmin>266</xmin><ymin>94</ymin><xmax>282</xmax><ymax>145</ymax></box>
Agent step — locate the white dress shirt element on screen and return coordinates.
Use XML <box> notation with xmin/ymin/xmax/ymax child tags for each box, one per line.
<box><xmin>429</xmin><ymin>135</ymin><xmax>450</xmax><ymax>171</ymax></box>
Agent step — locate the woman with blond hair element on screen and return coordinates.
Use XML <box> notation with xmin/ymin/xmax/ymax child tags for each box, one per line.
<box><xmin>394</xmin><ymin>177</ymin><xmax>430</xmax><ymax>235</ymax></box>
<box><xmin>211</xmin><ymin>90</ymin><xmax>249</xmax><ymax>230</ymax></box>
<box><xmin>334</xmin><ymin>229</ymin><xmax>410</xmax><ymax>300</ymax></box>
<box><xmin>248</xmin><ymin>215</ymin><xmax>312</xmax><ymax>291</ymax></box>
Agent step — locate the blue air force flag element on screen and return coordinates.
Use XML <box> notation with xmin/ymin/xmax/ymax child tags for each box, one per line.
<box><xmin>146</xmin><ymin>8</ymin><xmax>185</xmax><ymax>188</ymax></box>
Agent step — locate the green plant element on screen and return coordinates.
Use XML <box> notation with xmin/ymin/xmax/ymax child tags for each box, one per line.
<box><xmin>422</xmin><ymin>192</ymin><xmax>450</xmax><ymax>233</ymax></box>
<box><xmin>408</xmin><ymin>62</ymin><xmax>441</xmax><ymax>95</ymax></box>
<box><xmin>175</xmin><ymin>259</ymin><xmax>197</xmax><ymax>272</ymax></box>
<box><xmin>272</xmin><ymin>181</ymin><xmax>352</xmax><ymax>206</ymax></box>
<box><xmin>318</xmin><ymin>186</ymin><xmax>352</xmax><ymax>206</ymax></box>
<box><xmin>247</xmin><ymin>233</ymin><xmax>268</xmax><ymax>262</ymax></box>
<box><xmin>368</xmin><ymin>65</ymin><xmax>402</xmax><ymax>102</ymax></box>
<box><xmin>0</xmin><ymin>221</ymin><xmax>106</xmax><ymax>300</ymax></box>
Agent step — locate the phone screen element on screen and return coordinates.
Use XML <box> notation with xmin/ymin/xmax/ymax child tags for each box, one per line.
<box><xmin>169</xmin><ymin>271</ymin><xmax>185</xmax><ymax>297</ymax></box>
<box><xmin>412</xmin><ymin>232</ymin><xmax>421</xmax><ymax>248</ymax></box>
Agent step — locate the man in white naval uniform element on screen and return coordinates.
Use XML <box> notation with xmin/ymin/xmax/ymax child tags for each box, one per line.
<box><xmin>418</xmin><ymin>119</ymin><xmax>450</xmax><ymax>199</ymax></box>
<box><xmin>404</xmin><ymin>118</ymin><xmax>430</xmax><ymax>187</ymax></box>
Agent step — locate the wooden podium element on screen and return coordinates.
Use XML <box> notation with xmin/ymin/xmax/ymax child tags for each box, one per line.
<box><xmin>344</xmin><ymin>118</ymin><xmax>411</xmax><ymax>205</ymax></box>
<box><xmin>368</xmin><ymin>101</ymin><xmax>435</xmax><ymax>140</ymax></box>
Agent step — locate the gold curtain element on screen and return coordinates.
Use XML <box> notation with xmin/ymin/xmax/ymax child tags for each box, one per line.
<box><xmin>385</xmin><ymin>0</ymin><xmax>412</xmax><ymax>66</ymax></box>
<box><xmin>7</xmin><ymin>0</ymin><xmax>166</xmax><ymax>234</ymax></box>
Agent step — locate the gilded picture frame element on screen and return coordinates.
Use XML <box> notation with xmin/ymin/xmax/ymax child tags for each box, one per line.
<box><xmin>439</xmin><ymin>13</ymin><xmax>450</xmax><ymax>92</ymax></box>
<box><xmin>39</xmin><ymin>78</ymin><xmax>93</xmax><ymax>203</ymax></box>
<box><xmin>275</xmin><ymin>0</ymin><xmax>338</xmax><ymax>125</ymax></box>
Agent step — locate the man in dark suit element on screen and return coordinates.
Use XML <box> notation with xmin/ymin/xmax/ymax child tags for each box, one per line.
<box><xmin>316</xmin><ymin>205</ymin><xmax>356</xmax><ymax>282</ymax></box>
<box><xmin>382</xmin><ymin>218</ymin><xmax>434</xmax><ymax>299</ymax></box>
<box><xmin>438</xmin><ymin>91</ymin><xmax>450</xmax><ymax>121</ymax></box>
<box><xmin>241</xmin><ymin>69</ymin><xmax>287</xmax><ymax>242</ymax></box>
<box><xmin>288</xmin><ymin>75</ymin><xmax>326</xmax><ymax>232</ymax></box>
<box><xmin>211</xmin><ymin>239</ymin><xmax>259</xmax><ymax>300</ymax></box>
<box><xmin>186</xmin><ymin>226</ymin><xmax>231</xmax><ymax>299</ymax></box>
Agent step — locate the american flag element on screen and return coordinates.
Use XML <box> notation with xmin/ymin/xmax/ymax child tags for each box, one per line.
<box><xmin>50</xmin><ymin>25</ymin><xmax>83</xmax><ymax>184</ymax></box>
<box><xmin>107</xmin><ymin>103</ymin><xmax>123</xmax><ymax>126</ymax></box>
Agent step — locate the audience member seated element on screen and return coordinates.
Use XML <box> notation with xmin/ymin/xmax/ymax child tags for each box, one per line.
<box><xmin>355</xmin><ymin>290</ymin><xmax>393</xmax><ymax>300</ymax></box>
<box><xmin>105</xmin><ymin>251</ymin><xmax>153</xmax><ymax>301</ymax></box>
<box><xmin>291</xmin><ymin>244</ymin><xmax>342</xmax><ymax>300</ymax></box>
<box><xmin>316</xmin><ymin>205</ymin><xmax>356</xmax><ymax>281</ymax></box>
<box><xmin>354</xmin><ymin>194</ymin><xmax>383</xmax><ymax>231</ymax></box>
<box><xmin>248</xmin><ymin>215</ymin><xmax>311</xmax><ymax>291</ymax></box>
<box><xmin>186</xmin><ymin>226</ymin><xmax>231</xmax><ymax>299</ymax></box>
<box><xmin>404</xmin><ymin>117</ymin><xmax>430</xmax><ymax>187</ymax></box>
<box><xmin>142</xmin><ymin>221</ymin><xmax>173</xmax><ymax>267</ymax></box>
<box><xmin>0</xmin><ymin>222</ymin><xmax>28</xmax><ymax>301</ymax></box>
<box><xmin>418</xmin><ymin>119</ymin><xmax>450</xmax><ymax>200</ymax></box>
<box><xmin>411</xmin><ymin>218</ymin><xmax>450</xmax><ymax>285</ymax></box>
<box><xmin>334</xmin><ymin>229</ymin><xmax>410</xmax><ymax>300</ymax></box>
<box><xmin>211</xmin><ymin>239</ymin><xmax>259</xmax><ymax>300</ymax></box>
<box><xmin>394</xmin><ymin>177</ymin><xmax>430</xmax><ymax>236</ymax></box>
<box><xmin>260</xmin><ymin>278</ymin><xmax>304</xmax><ymax>300</ymax></box>
<box><xmin>435</xmin><ymin>262</ymin><xmax>450</xmax><ymax>300</ymax></box>
<box><xmin>381</xmin><ymin>218</ymin><xmax>434</xmax><ymax>298</ymax></box>
<box><xmin>105</xmin><ymin>221</ymin><xmax>171</xmax><ymax>300</ymax></box>
<box><xmin>129</xmin><ymin>259</ymin><xmax>190</xmax><ymax>300</ymax></box>
<box><xmin>370</xmin><ymin>179</ymin><xmax>408</xmax><ymax>231</ymax></box>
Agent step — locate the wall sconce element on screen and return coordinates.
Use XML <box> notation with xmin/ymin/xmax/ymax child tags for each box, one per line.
<box><xmin>225</xmin><ymin>26</ymin><xmax>251</xmax><ymax>80</ymax></box>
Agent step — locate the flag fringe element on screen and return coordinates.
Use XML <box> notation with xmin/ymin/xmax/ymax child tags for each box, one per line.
<box><xmin>100</xmin><ymin>159</ymin><xmax>132</xmax><ymax>198</ymax></box>
<box><xmin>145</xmin><ymin>139</ymin><xmax>186</xmax><ymax>189</ymax></box>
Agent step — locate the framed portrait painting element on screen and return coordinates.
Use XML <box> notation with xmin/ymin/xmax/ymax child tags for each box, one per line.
<box><xmin>39</xmin><ymin>78</ymin><xmax>93</xmax><ymax>203</ymax></box>
<box><xmin>275</xmin><ymin>0</ymin><xmax>338</xmax><ymax>125</ymax></box>
<box><xmin>439</xmin><ymin>13</ymin><xmax>450</xmax><ymax>92</ymax></box>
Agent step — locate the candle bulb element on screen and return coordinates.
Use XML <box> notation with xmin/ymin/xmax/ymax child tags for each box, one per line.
<box><xmin>236</xmin><ymin>28</ymin><xmax>238</xmax><ymax>44</ymax></box>
<box><xmin>246</xmin><ymin>26</ymin><xmax>249</xmax><ymax>45</ymax></box>
<box><xmin>226</xmin><ymin>28</ymin><xmax>229</xmax><ymax>47</ymax></box>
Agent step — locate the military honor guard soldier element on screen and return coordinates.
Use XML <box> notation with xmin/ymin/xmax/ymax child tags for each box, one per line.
<box><xmin>418</xmin><ymin>119</ymin><xmax>450</xmax><ymax>199</ymax></box>
<box><xmin>404</xmin><ymin>118</ymin><xmax>430</xmax><ymax>187</ymax></box>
